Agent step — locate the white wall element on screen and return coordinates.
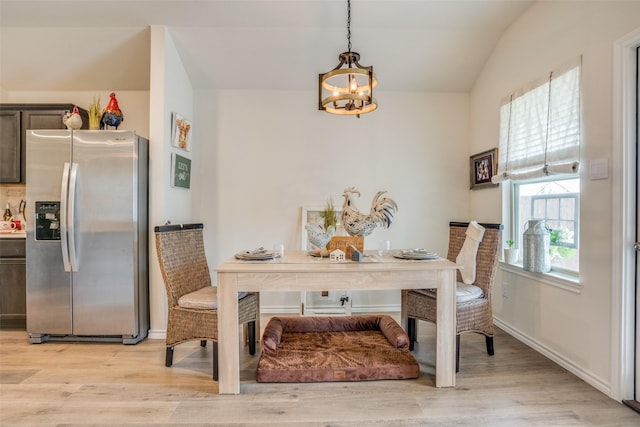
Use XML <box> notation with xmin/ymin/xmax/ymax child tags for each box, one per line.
<box><xmin>147</xmin><ymin>26</ymin><xmax>194</xmax><ymax>336</ymax></box>
<box><xmin>469</xmin><ymin>1</ymin><xmax>640</xmax><ymax>397</ymax></box>
<box><xmin>194</xmin><ymin>89</ymin><xmax>470</xmax><ymax>311</ymax></box>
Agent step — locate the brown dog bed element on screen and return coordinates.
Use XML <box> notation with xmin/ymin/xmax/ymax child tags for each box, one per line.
<box><xmin>256</xmin><ymin>315</ymin><xmax>419</xmax><ymax>383</ymax></box>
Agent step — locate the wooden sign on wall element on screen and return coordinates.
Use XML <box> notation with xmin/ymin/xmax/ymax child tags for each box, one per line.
<box><xmin>328</xmin><ymin>236</ymin><xmax>364</xmax><ymax>258</ymax></box>
<box><xmin>171</xmin><ymin>153</ymin><xmax>191</xmax><ymax>189</ymax></box>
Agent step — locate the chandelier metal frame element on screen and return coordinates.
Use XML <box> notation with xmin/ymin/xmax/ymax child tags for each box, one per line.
<box><xmin>318</xmin><ymin>0</ymin><xmax>378</xmax><ymax>117</ymax></box>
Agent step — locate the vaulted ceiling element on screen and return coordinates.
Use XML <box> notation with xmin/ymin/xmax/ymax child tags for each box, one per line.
<box><xmin>0</xmin><ymin>0</ymin><xmax>534</xmax><ymax>92</ymax></box>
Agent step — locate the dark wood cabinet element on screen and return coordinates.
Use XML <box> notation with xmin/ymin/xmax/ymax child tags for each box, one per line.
<box><xmin>0</xmin><ymin>239</ymin><xmax>26</xmax><ymax>330</ymax></box>
<box><xmin>0</xmin><ymin>104</ymin><xmax>89</xmax><ymax>184</ymax></box>
<box><xmin>0</xmin><ymin>110</ymin><xmax>21</xmax><ymax>183</ymax></box>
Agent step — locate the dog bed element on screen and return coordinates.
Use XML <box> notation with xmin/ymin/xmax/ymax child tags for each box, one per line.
<box><xmin>256</xmin><ymin>315</ymin><xmax>419</xmax><ymax>383</ymax></box>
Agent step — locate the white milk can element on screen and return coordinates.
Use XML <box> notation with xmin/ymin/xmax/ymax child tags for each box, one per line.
<box><xmin>523</xmin><ymin>219</ymin><xmax>551</xmax><ymax>273</ymax></box>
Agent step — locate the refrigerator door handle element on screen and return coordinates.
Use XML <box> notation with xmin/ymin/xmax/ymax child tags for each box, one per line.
<box><xmin>60</xmin><ymin>162</ymin><xmax>72</xmax><ymax>272</ymax></box>
<box><xmin>68</xmin><ymin>162</ymin><xmax>79</xmax><ymax>272</ymax></box>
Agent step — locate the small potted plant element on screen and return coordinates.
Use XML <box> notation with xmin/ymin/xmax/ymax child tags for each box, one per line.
<box><xmin>88</xmin><ymin>95</ymin><xmax>102</xmax><ymax>130</ymax></box>
<box><xmin>319</xmin><ymin>199</ymin><xmax>338</xmax><ymax>232</ymax></box>
<box><xmin>504</xmin><ymin>239</ymin><xmax>519</xmax><ymax>264</ymax></box>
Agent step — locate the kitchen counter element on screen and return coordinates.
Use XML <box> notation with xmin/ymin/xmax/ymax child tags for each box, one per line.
<box><xmin>0</xmin><ymin>231</ymin><xmax>26</xmax><ymax>239</ymax></box>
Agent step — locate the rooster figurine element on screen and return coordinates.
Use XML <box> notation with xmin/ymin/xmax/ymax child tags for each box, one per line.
<box><xmin>63</xmin><ymin>105</ymin><xmax>83</xmax><ymax>130</ymax></box>
<box><xmin>100</xmin><ymin>92</ymin><xmax>124</xmax><ymax>129</ymax></box>
<box><xmin>341</xmin><ymin>187</ymin><xmax>398</xmax><ymax>237</ymax></box>
<box><xmin>305</xmin><ymin>223</ymin><xmax>335</xmax><ymax>249</ymax></box>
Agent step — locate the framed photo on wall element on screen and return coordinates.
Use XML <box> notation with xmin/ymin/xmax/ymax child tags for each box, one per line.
<box><xmin>470</xmin><ymin>148</ymin><xmax>498</xmax><ymax>189</ymax></box>
<box><xmin>300</xmin><ymin>205</ymin><xmax>344</xmax><ymax>251</ymax></box>
<box><xmin>171</xmin><ymin>153</ymin><xmax>191</xmax><ymax>189</ymax></box>
<box><xmin>171</xmin><ymin>112</ymin><xmax>192</xmax><ymax>151</ymax></box>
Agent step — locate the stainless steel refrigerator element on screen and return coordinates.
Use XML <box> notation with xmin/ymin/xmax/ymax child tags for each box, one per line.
<box><xmin>25</xmin><ymin>130</ymin><xmax>148</xmax><ymax>344</ymax></box>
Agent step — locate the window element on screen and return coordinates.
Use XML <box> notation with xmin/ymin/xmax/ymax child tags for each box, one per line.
<box><xmin>495</xmin><ymin>57</ymin><xmax>582</xmax><ymax>275</ymax></box>
<box><xmin>513</xmin><ymin>177</ymin><xmax>579</xmax><ymax>273</ymax></box>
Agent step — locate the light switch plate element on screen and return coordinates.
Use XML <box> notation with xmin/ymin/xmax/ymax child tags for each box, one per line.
<box><xmin>589</xmin><ymin>158</ymin><xmax>608</xmax><ymax>180</ymax></box>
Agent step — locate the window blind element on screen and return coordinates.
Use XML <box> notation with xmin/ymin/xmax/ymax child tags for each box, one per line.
<box><xmin>492</xmin><ymin>57</ymin><xmax>581</xmax><ymax>183</ymax></box>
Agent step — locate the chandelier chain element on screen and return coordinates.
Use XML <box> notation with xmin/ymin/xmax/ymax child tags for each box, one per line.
<box><xmin>347</xmin><ymin>0</ymin><xmax>351</xmax><ymax>53</ymax></box>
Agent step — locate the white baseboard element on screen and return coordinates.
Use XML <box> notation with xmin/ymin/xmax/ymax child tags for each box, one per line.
<box><xmin>351</xmin><ymin>304</ymin><xmax>400</xmax><ymax>313</ymax></box>
<box><xmin>494</xmin><ymin>317</ymin><xmax>612</xmax><ymax>398</ymax></box>
<box><xmin>148</xmin><ymin>329</ymin><xmax>166</xmax><ymax>340</ymax></box>
<box><xmin>260</xmin><ymin>305</ymin><xmax>301</xmax><ymax>314</ymax></box>
<box><xmin>260</xmin><ymin>303</ymin><xmax>400</xmax><ymax>315</ymax></box>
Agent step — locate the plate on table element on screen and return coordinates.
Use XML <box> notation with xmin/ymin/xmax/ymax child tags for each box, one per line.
<box><xmin>308</xmin><ymin>249</ymin><xmax>330</xmax><ymax>258</ymax></box>
<box><xmin>235</xmin><ymin>248</ymin><xmax>280</xmax><ymax>261</ymax></box>
<box><xmin>393</xmin><ymin>249</ymin><xmax>439</xmax><ymax>260</ymax></box>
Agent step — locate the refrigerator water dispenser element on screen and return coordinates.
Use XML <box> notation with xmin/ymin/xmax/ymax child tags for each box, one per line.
<box><xmin>34</xmin><ymin>201</ymin><xmax>60</xmax><ymax>241</ymax></box>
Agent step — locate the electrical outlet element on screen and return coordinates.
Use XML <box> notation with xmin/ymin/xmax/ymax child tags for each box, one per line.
<box><xmin>502</xmin><ymin>282</ymin><xmax>510</xmax><ymax>298</ymax></box>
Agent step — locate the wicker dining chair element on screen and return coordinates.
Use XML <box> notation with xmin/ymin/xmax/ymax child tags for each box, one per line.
<box><xmin>402</xmin><ymin>221</ymin><xmax>502</xmax><ymax>372</ymax></box>
<box><xmin>154</xmin><ymin>223</ymin><xmax>258</xmax><ymax>381</ymax></box>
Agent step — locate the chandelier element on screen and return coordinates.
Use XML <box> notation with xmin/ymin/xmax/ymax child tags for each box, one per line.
<box><xmin>318</xmin><ymin>0</ymin><xmax>378</xmax><ymax>117</ymax></box>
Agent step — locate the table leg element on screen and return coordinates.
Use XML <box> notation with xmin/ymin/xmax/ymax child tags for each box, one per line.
<box><xmin>217</xmin><ymin>272</ymin><xmax>240</xmax><ymax>394</ymax></box>
<box><xmin>435</xmin><ymin>269</ymin><xmax>456</xmax><ymax>387</ymax></box>
<box><xmin>400</xmin><ymin>290</ymin><xmax>408</xmax><ymax>331</ymax></box>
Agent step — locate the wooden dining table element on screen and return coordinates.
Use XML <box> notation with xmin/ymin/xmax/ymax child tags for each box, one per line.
<box><xmin>215</xmin><ymin>250</ymin><xmax>459</xmax><ymax>394</ymax></box>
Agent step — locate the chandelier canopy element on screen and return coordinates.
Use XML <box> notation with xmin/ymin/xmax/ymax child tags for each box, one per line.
<box><xmin>318</xmin><ymin>0</ymin><xmax>378</xmax><ymax>117</ymax></box>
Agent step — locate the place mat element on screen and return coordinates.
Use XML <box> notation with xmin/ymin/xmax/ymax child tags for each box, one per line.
<box><xmin>235</xmin><ymin>248</ymin><xmax>281</xmax><ymax>261</ymax></box>
<box><xmin>393</xmin><ymin>249</ymin><xmax>439</xmax><ymax>260</ymax></box>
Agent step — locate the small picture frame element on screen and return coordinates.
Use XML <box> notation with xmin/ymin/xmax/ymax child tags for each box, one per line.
<box><xmin>300</xmin><ymin>205</ymin><xmax>344</xmax><ymax>250</ymax></box>
<box><xmin>171</xmin><ymin>153</ymin><xmax>191</xmax><ymax>189</ymax></box>
<box><xmin>470</xmin><ymin>148</ymin><xmax>498</xmax><ymax>189</ymax></box>
<box><xmin>171</xmin><ymin>112</ymin><xmax>192</xmax><ymax>151</ymax></box>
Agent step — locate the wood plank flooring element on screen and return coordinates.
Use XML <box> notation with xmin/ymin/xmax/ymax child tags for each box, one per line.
<box><xmin>1</xmin><ymin>316</ymin><xmax>638</xmax><ymax>426</ymax></box>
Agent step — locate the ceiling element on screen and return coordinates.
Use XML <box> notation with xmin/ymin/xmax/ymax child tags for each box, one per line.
<box><xmin>0</xmin><ymin>0</ymin><xmax>535</xmax><ymax>92</ymax></box>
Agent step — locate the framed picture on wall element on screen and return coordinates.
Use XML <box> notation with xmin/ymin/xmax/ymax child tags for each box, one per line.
<box><xmin>470</xmin><ymin>148</ymin><xmax>498</xmax><ymax>189</ymax></box>
<box><xmin>171</xmin><ymin>112</ymin><xmax>192</xmax><ymax>151</ymax></box>
<box><xmin>300</xmin><ymin>205</ymin><xmax>344</xmax><ymax>251</ymax></box>
<box><xmin>171</xmin><ymin>153</ymin><xmax>191</xmax><ymax>189</ymax></box>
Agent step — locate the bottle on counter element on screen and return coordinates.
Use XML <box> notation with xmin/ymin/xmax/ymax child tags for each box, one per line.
<box><xmin>3</xmin><ymin>204</ymin><xmax>12</xmax><ymax>221</ymax></box>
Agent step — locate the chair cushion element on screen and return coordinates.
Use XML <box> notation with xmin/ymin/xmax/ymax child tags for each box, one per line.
<box><xmin>177</xmin><ymin>286</ymin><xmax>248</xmax><ymax>309</ymax></box>
<box><xmin>410</xmin><ymin>283</ymin><xmax>484</xmax><ymax>303</ymax></box>
<box><xmin>456</xmin><ymin>282</ymin><xmax>484</xmax><ymax>303</ymax></box>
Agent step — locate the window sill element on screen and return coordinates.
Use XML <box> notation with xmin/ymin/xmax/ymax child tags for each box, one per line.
<box><xmin>499</xmin><ymin>261</ymin><xmax>582</xmax><ymax>294</ymax></box>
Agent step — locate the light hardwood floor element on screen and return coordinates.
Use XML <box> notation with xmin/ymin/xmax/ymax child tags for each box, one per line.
<box><xmin>0</xmin><ymin>316</ymin><xmax>638</xmax><ymax>426</ymax></box>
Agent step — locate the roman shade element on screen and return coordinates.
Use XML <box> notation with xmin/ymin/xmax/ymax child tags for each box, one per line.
<box><xmin>492</xmin><ymin>57</ymin><xmax>582</xmax><ymax>183</ymax></box>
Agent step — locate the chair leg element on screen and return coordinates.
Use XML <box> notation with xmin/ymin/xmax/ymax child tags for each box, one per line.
<box><xmin>486</xmin><ymin>336</ymin><xmax>495</xmax><ymax>356</ymax></box>
<box><xmin>455</xmin><ymin>335</ymin><xmax>460</xmax><ymax>373</ymax></box>
<box><xmin>212</xmin><ymin>341</ymin><xmax>219</xmax><ymax>381</ymax></box>
<box><xmin>200</xmin><ymin>340</ymin><xmax>207</xmax><ymax>347</ymax></box>
<box><xmin>407</xmin><ymin>317</ymin><xmax>416</xmax><ymax>351</ymax></box>
<box><xmin>248</xmin><ymin>320</ymin><xmax>256</xmax><ymax>355</ymax></box>
<box><xmin>165</xmin><ymin>346</ymin><xmax>174</xmax><ymax>367</ymax></box>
